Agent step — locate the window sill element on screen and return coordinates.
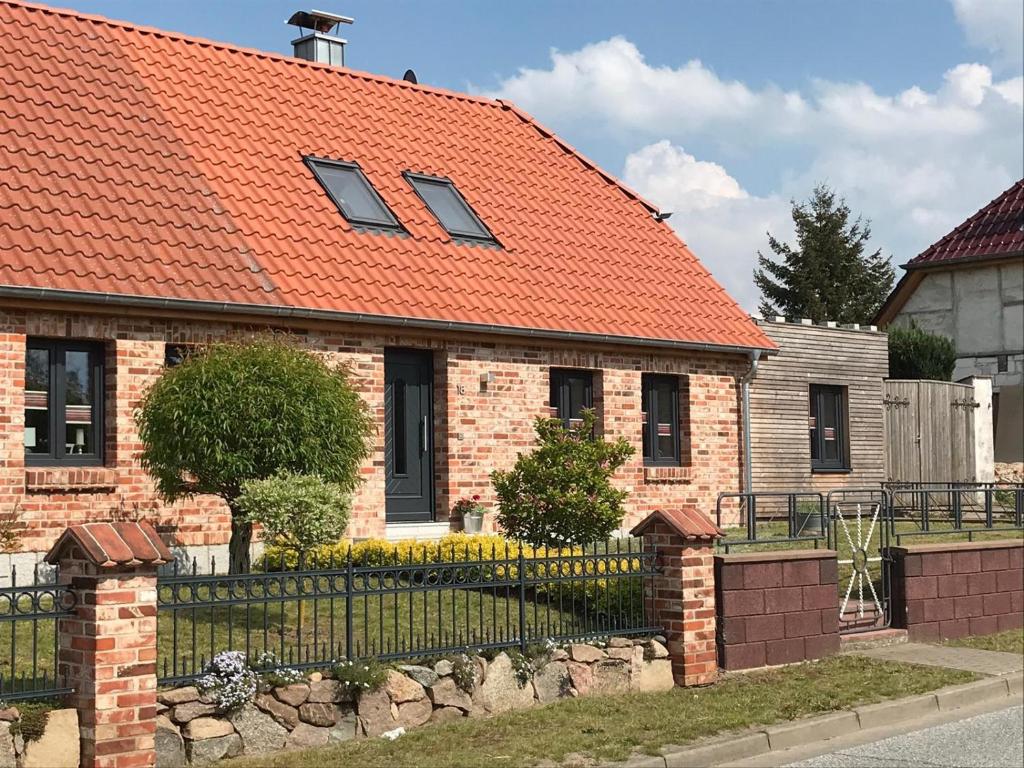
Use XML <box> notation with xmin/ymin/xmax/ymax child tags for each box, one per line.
<box><xmin>643</xmin><ymin>466</ymin><xmax>692</xmax><ymax>484</ymax></box>
<box><xmin>25</xmin><ymin>467</ymin><xmax>118</xmax><ymax>493</ymax></box>
<box><xmin>811</xmin><ymin>467</ymin><xmax>853</xmax><ymax>475</ymax></box>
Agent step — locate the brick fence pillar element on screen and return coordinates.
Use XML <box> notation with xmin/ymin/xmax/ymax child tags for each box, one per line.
<box><xmin>45</xmin><ymin>522</ymin><xmax>172</xmax><ymax>768</ymax></box>
<box><xmin>632</xmin><ymin>508</ymin><xmax>723</xmax><ymax>686</ymax></box>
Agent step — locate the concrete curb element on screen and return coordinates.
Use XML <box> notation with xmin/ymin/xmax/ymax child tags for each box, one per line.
<box><xmin>621</xmin><ymin>671</ymin><xmax>1023</xmax><ymax>767</ymax></box>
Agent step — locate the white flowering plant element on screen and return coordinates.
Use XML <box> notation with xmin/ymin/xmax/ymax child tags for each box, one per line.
<box><xmin>250</xmin><ymin>650</ymin><xmax>305</xmax><ymax>689</ymax></box>
<box><xmin>197</xmin><ymin>651</ymin><xmax>259</xmax><ymax>712</ymax></box>
<box><xmin>332</xmin><ymin>658</ymin><xmax>389</xmax><ymax>696</ymax></box>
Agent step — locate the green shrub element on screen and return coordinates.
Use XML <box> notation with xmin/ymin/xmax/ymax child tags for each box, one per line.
<box><xmin>135</xmin><ymin>336</ymin><xmax>373</xmax><ymax>572</ymax></box>
<box><xmin>888</xmin><ymin>322</ymin><xmax>956</xmax><ymax>381</ymax></box>
<box><xmin>237</xmin><ymin>472</ymin><xmax>350</xmax><ymax>552</ymax></box>
<box><xmin>332</xmin><ymin>659</ymin><xmax>390</xmax><ymax>696</ymax></box>
<box><xmin>491</xmin><ymin>410</ymin><xmax>635</xmax><ymax>547</ymax></box>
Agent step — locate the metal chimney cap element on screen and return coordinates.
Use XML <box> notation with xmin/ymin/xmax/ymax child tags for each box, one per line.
<box><xmin>287</xmin><ymin>9</ymin><xmax>354</xmax><ymax>33</ymax></box>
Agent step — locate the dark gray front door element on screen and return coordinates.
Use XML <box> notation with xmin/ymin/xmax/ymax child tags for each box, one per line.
<box><xmin>385</xmin><ymin>349</ymin><xmax>434</xmax><ymax>522</ymax></box>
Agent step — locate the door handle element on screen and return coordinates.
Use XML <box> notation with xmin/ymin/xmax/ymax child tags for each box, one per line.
<box><xmin>422</xmin><ymin>416</ymin><xmax>429</xmax><ymax>453</ymax></box>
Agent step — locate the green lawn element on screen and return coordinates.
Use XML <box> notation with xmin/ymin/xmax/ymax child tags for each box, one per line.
<box><xmin>945</xmin><ymin>628</ymin><xmax>1024</xmax><ymax>655</ymax></box>
<box><xmin>224</xmin><ymin>655</ymin><xmax>975</xmax><ymax>768</ymax></box>
<box><xmin>1</xmin><ymin>578</ymin><xmax>646</xmax><ymax>687</ymax></box>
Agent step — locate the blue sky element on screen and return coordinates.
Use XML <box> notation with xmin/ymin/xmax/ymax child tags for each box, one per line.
<box><xmin>69</xmin><ymin>0</ymin><xmax>1024</xmax><ymax>310</ymax></box>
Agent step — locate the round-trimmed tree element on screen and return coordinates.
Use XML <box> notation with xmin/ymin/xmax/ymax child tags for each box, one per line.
<box><xmin>887</xmin><ymin>322</ymin><xmax>956</xmax><ymax>381</ymax></box>
<box><xmin>135</xmin><ymin>337</ymin><xmax>374</xmax><ymax>572</ymax></box>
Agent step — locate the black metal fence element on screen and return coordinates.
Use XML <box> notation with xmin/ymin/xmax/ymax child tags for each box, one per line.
<box><xmin>885</xmin><ymin>482</ymin><xmax>1024</xmax><ymax>543</ymax></box>
<box><xmin>715</xmin><ymin>492</ymin><xmax>829</xmax><ymax>552</ymax></box>
<box><xmin>0</xmin><ymin>565</ymin><xmax>75</xmax><ymax>702</ymax></box>
<box><xmin>156</xmin><ymin>540</ymin><xmax>661</xmax><ymax>685</ymax></box>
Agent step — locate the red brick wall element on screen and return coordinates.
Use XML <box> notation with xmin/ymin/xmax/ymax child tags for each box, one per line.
<box><xmin>715</xmin><ymin>549</ymin><xmax>840</xmax><ymax>670</ymax></box>
<box><xmin>889</xmin><ymin>540</ymin><xmax>1024</xmax><ymax>641</ymax></box>
<box><xmin>0</xmin><ymin>306</ymin><xmax>749</xmax><ymax>554</ymax></box>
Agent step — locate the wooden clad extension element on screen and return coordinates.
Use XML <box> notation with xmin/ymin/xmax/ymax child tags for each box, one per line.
<box><xmin>749</xmin><ymin>319</ymin><xmax>889</xmax><ymax>492</ymax></box>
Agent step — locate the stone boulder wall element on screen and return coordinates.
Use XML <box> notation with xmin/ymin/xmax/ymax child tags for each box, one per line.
<box><xmin>0</xmin><ymin>707</ymin><xmax>79</xmax><ymax>768</ymax></box>
<box><xmin>156</xmin><ymin>638</ymin><xmax>674</xmax><ymax>765</ymax></box>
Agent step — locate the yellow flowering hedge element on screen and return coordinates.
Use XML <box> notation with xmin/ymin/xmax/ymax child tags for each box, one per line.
<box><xmin>262</xmin><ymin>533</ymin><xmax>646</xmax><ymax>611</ymax></box>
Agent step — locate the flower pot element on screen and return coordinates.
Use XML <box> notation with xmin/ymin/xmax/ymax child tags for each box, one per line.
<box><xmin>463</xmin><ymin>513</ymin><xmax>483</xmax><ymax>534</ymax></box>
<box><xmin>796</xmin><ymin>509</ymin><xmax>825</xmax><ymax>536</ymax></box>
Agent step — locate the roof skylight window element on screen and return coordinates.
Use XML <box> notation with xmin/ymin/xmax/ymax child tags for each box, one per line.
<box><xmin>306</xmin><ymin>158</ymin><xmax>401</xmax><ymax>230</ymax></box>
<box><xmin>405</xmin><ymin>173</ymin><xmax>495</xmax><ymax>243</ymax></box>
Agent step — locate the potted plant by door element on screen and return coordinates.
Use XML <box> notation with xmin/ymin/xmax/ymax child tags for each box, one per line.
<box><xmin>454</xmin><ymin>495</ymin><xmax>486</xmax><ymax>534</ymax></box>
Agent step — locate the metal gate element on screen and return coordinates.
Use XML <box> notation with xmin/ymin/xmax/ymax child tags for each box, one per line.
<box><xmin>828</xmin><ymin>489</ymin><xmax>891</xmax><ymax>635</ymax></box>
<box><xmin>884</xmin><ymin>379</ymin><xmax>977</xmax><ymax>483</ymax></box>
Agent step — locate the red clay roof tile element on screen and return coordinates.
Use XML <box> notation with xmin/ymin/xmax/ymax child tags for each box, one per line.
<box><xmin>907</xmin><ymin>179</ymin><xmax>1024</xmax><ymax>268</ymax></box>
<box><xmin>0</xmin><ymin>0</ymin><xmax>773</xmax><ymax>352</ymax></box>
<box><xmin>630</xmin><ymin>507</ymin><xmax>724</xmax><ymax>540</ymax></box>
<box><xmin>44</xmin><ymin>521</ymin><xmax>173</xmax><ymax>567</ymax></box>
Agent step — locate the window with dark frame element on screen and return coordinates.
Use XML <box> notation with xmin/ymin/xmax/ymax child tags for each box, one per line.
<box><xmin>809</xmin><ymin>384</ymin><xmax>849</xmax><ymax>472</ymax></box>
<box><xmin>549</xmin><ymin>369</ymin><xmax>593</xmax><ymax>429</ymax></box>
<box><xmin>642</xmin><ymin>374</ymin><xmax>680</xmax><ymax>466</ymax></box>
<box><xmin>25</xmin><ymin>339</ymin><xmax>104</xmax><ymax>465</ymax></box>
<box><xmin>306</xmin><ymin>158</ymin><xmax>403</xmax><ymax>231</ymax></box>
<box><xmin>404</xmin><ymin>173</ymin><xmax>496</xmax><ymax>243</ymax></box>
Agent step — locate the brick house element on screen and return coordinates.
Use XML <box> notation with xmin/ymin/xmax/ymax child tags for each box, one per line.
<box><xmin>0</xmin><ymin>1</ymin><xmax>774</xmax><ymax>568</ymax></box>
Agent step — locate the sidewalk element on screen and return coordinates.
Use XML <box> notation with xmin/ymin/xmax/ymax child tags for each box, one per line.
<box><xmin>621</xmin><ymin>643</ymin><xmax>1024</xmax><ymax>768</ymax></box>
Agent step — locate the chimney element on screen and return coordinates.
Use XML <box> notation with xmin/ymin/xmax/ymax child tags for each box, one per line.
<box><xmin>287</xmin><ymin>9</ymin><xmax>353</xmax><ymax>67</ymax></box>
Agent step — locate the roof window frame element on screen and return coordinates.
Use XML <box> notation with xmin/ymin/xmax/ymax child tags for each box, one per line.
<box><xmin>403</xmin><ymin>171</ymin><xmax>499</xmax><ymax>246</ymax></box>
<box><xmin>304</xmin><ymin>156</ymin><xmax>405</xmax><ymax>233</ymax></box>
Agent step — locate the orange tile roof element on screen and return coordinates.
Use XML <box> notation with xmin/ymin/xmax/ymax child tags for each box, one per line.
<box><xmin>0</xmin><ymin>0</ymin><xmax>774</xmax><ymax>352</ymax></box>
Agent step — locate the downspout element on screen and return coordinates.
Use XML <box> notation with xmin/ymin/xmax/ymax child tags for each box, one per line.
<box><xmin>741</xmin><ymin>350</ymin><xmax>762</xmax><ymax>493</ymax></box>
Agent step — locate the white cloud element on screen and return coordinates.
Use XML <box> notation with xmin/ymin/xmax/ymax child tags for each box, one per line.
<box><xmin>490</xmin><ymin>34</ymin><xmax>1023</xmax><ymax>312</ymax></box>
<box><xmin>622</xmin><ymin>142</ymin><xmax>792</xmax><ymax>311</ymax></box>
<box><xmin>952</xmin><ymin>0</ymin><xmax>1024</xmax><ymax>70</ymax></box>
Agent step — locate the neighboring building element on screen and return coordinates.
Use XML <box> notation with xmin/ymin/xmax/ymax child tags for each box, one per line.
<box><xmin>0</xmin><ymin>1</ymin><xmax>774</xmax><ymax>565</ymax></box>
<box><xmin>875</xmin><ymin>180</ymin><xmax>1024</xmax><ymax>464</ymax></box>
<box><xmin>748</xmin><ymin>319</ymin><xmax>889</xmax><ymax>493</ymax></box>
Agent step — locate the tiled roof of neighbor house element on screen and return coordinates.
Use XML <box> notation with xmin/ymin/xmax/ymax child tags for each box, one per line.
<box><xmin>0</xmin><ymin>0</ymin><xmax>773</xmax><ymax>352</ymax></box>
<box><xmin>906</xmin><ymin>178</ymin><xmax>1024</xmax><ymax>268</ymax></box>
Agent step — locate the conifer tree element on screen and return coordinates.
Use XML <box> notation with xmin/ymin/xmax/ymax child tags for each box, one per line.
<box><xmin>754</xmin><ymin>185</ymin><xmax>895</xmax><ymax>323</ymax></box>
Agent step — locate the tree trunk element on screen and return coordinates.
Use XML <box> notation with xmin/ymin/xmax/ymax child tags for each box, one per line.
<box><xmin>228</xmin><ymin>515</ymin><xmax>253</xmax><ymax>574</ymax></box>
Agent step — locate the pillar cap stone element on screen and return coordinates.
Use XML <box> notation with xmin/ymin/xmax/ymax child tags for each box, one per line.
<box><xmin>44</xmin><ymin>521</ymin><xmax>173</xmax><ymax>567</ymax></box>
<box><xmin>630</xmin><ymin>507</ymin><xmax>724</xmax><ymax>541</ymax></box>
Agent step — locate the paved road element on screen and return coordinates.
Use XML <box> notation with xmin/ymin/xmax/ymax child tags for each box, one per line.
<box><xmin>786</xmin><ymin>704</ymin><xmax>1023</xmax><ymax>767</ymax></box>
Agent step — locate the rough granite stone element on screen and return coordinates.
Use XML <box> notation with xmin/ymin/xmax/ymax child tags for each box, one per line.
<box><xmin>307</xmin><ymin>679</ymin><xmax>345</xmax><ymax>703</ymax></box>
<box><xmin>309</xmin><ymin>672</ymin><xmax>323</xmax><ymax>683</ymax></box>
<box><xmin>171</xmin><ymin>700</ymin><xmax>217</xmax><ymax>724</ymax></box>
<box><xmin>299</xmin><ymin>702</ymin><xmax>337</xmax><ymax>727</ymax></box>
<box><xmin>385</xmin><ymin>670</ymin><xmax>426</xmax><ymax>703</ymax></box>
<box><xmin>647</xmin><ymin>640</ymin><xmax>669</xmax><ymax>659</ymax></box>
<box><xmin>608</xmin><ymin>637</ymin><xmax>633</xmax><ymax>648</ymax></box>
<box><xmin>155</xmin><ymin>714</ymin><xmax>186</xmax><ymax>768</ymax></box>
<box><xmin>637</xmin><ymin>659</ymin><xmax>675</xmax><ymax>693</ymax></box>
<box><xmin>434</xmin><ymin>660</ymin><xmax>454</xmax><ymax>676</ymax></box>
<box><xmin>255</xmin><ymin>693</ymin><xmax>300</xmax><ymax>730</ymax></box>
<box><xmin>429</xmin><ymin>706</ymin><xmax>465</xmax><ymax>724</ymax></box>
<box><xmin>328</xmin><ymin>708</ymin><xmax>357</xmax><ymax>743</ymax></box>
<box><xmin>549</xmin><ymin>649</ymin><xmax>569</xmax><ymax>662</ymax></box>
<box><xmin>357</xmin><ymin>687</ymin><xmax>395</xmax><ymax>737</ymax></box>
<box><xmin>228</xmin><ymin>703</ymin><xmax>288</xmax><ymax>755</ymax></box>
<box><xmin>569</xmin><ymin>644</ymin><xmax>605</xmax><ymax>663</ymax></box>
<box><xmin>273</xmin><ymin>683</ymin><xmax>311</xmax><ymax>707</ymax></box>
<box><xmin>0</xmin><ymin>709</ymin><xmax>17</xmax><ymax>723</ymax></box>
<box><xmin>427</xmin><ymin>677</ymin><xmax>473</xmax><ymax>711</ymax></box>
<box><xmin>533</xmin><ymin>661</ymin><xmax>570</xmax><ymax>704</ymax></box>
<box><xmin>399</xmin><ymin>665</ymin><xmax>440</xmax><ymax>688</ymax></box>
<box><xmin>158</xmin><ymin>687</ymin><xmax>200</xmax><ymax>706</ymax></box>
<box><xmin>285</xmin><ymin>723</ymin><xmax>330</xmax><ymax>750</ymax></box>
<box><xmin>566</xmin><ymin>661</ymin><xmax>593</xmax><ymax>696</ymax></box>
<box><xmin>185</xmin><ymin>734</ymin><xmax>242</xmax><ymax>766</ymax></box>
<box><xmin>21</xmin><ymin>709</ymin><xmax>80</xmax><ymax>768</ymax></box>
<box><xmin>606</xmin><ymin>647</ymin><xmax>633</xmax><ymax>661</ymax></box>
<box><xmin>591</xmin><ymin>660</ymin><xmax>630</xmax><ymax>695</ymax></box>
<box><xmin>473</xmin><ymin>652</ymin><xmax>534</xmax><ymax>713</ymax></box>
<box><xmin>182</xmin><ymin>717</ymin><xmax>234</xmax><ymax>741</ymax></box>
<box><xmin>0</xmin><ymin>722</ymin><xmax>16</xmax><ymax>768</ymax></box>
<box><xmin>396</xmin><ymin>697</ymin><xmax>433</xmax><ymax>728</ymax></box>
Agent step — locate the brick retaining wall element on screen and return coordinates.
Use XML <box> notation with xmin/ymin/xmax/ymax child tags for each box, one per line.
<box><xmin>888</xmin><ymin>540</ymin><xmax>1024</xmax><ymax>641</ymax></box>
<box><xmin>715</xmin><ymin>549</ymin><xmax>839</xmax><ymax>670</ymax></box>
